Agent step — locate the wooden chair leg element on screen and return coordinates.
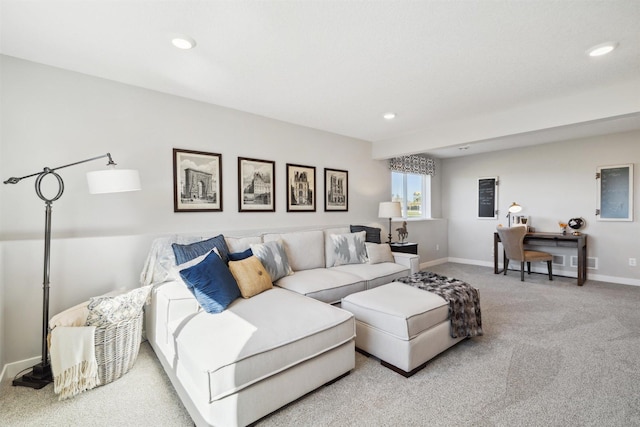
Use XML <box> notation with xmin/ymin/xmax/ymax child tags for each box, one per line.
<box><xmin>520</xmin><ymin>262</ymin><xmax>525</xmax><ymax>281</ymax></box>
<box><xmin>547</xmin><ymin>260</ymin><xmax>553</xmax><ymax>280</ymax></box>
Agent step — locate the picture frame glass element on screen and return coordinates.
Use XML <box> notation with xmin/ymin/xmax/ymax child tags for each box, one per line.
<box><xmin>173</xmin><ymin>149</ymin><xmax>222</xmax><ymax>212</ymax></box>
<box><xmin>238</xmin><ymin>157</ymin><xmax>275</xmax><ymax>212</ymax></box>
<box><xmin>324</xmin><ymin>168</ymin><xmax>348</xmax><ymax>211</ymax></box>
<box><xmin>287</xmin><ymin>164</ymin><xmax>316</xmax><ymax>212</ymax></box>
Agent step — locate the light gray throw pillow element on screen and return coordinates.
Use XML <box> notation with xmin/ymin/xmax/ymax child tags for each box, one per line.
<box><xmin>250</xmin><ymin>240</ymin><xmax>293</xmax><ymax>282</ymax></box>
<box><xmin>330</xmin><ymin>231</ymin><xmax>367</xmax><ymax>266</ymax></box>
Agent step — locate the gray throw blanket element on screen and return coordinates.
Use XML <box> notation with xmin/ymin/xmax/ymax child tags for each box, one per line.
<box><xmin>396</xmin><ymin>271</ymin><xmax>483</xmax><ymax>339</ymax></box>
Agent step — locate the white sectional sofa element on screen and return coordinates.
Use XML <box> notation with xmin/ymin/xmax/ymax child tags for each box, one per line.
<box><xmin>140</xmin><ymin>225</ymin><xmax>419</xmax><ymax>427</ymax></box>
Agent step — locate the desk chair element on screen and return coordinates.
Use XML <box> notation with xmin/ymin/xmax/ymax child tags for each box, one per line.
<box><xmin>496</xmin><ymin>226</ymin><xmax>553</xmax><ymax>282</ymax></box>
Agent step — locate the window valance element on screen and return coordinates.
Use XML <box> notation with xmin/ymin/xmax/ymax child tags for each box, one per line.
<box><xmin>388</xmin><ymin>155</ymin><xmax>435</xmax><ymax>176</ymax></box>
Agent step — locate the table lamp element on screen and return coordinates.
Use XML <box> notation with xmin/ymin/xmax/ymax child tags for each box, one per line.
<box><xmin>378</xmin><ymin>201</ymin><xmax>402</xmax><ymax>243</ymax></box>
<box><xmin>507</xmin><ymin>202</ymin><xmax>522</xmax><ymax>227</ymax></box>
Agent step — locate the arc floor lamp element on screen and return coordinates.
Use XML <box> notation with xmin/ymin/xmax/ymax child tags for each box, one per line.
<box><xmin>3</xmin><ymin>153</ymin><xmax>141</xmax><ymax>389</ymax></box>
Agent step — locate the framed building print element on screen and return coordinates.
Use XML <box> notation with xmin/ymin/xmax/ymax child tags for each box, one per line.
<box><xmin>173</xmin><ymin>148</ymin><xmax>222</xmax><ymax>212</ymax></box>
<box><xmin>238</xmin><ymin>157</ymin><xmax>275</xmax><ymax>212</ymax></box>
<box><xmin>324</xmin><ymin>168</ymin><xmax>348</xmax><ymax>211</ymax></box>
<box><xmin>596</xmin><ymin>164</ymin><xmax>633</xmax><ymax>221</ymax></box>
<box><xmin>286</xmin><ymin>163</ymin><xmax>316</xmax><ymax>212</ymax></box>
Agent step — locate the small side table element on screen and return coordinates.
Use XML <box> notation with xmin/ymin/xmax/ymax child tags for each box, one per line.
<box><xmin>389</xmin><ymin>242</ymin><xmax>418</xmax><ymax>255</ymax></box>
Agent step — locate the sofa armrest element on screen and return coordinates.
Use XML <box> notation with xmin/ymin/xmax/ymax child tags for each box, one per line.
<box><xmin>392</xmin><ymin>252</ymin><xmax>420</xmax><ymax>275</ymax></box>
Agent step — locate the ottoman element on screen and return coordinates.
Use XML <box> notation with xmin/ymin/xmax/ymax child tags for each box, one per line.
<box><xmin>341</xmin><ymin>282</ymin><xmax>465</xmax><ymax>377</ymax></box>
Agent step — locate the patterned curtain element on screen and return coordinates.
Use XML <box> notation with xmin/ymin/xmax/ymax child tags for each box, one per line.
<box><xmin>388</xmin><ymin>155</ymin><xmax>435</xmax><ymax>175</ymax></box>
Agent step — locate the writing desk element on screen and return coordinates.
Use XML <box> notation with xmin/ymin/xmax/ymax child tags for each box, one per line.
<box><xmin>493</xmin><ymin>232</ymin><xmax>588</xmax><ymax>286</ymax></box>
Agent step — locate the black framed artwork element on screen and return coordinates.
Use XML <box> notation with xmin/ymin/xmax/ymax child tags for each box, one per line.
<box><xmin>173</xmin><ymin>148</ymin><xmax>222</xmax><ymax>212</ymax></box>
<box><xmin>286</xmin><ymin>163</ymin><xmax>316</xmax><ymax>212</ymax></box>
<box><xmin>324</xmin><ymin>168</ymin><xmax>348</xmax><ymax>212</ymax></box>
<box><xmin>238</xmin><ymin>157</ymin><xmax>275</xmax><ymax>212</ymax></box>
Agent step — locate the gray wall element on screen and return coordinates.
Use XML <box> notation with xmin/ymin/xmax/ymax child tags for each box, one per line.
<box><xmin>0</xmin><ymin>56</ymin><xmax>404</xmax><ymax>372</ymax></box>
<box><xmin>2</xmin><ymin>54</ymin><xmax>636</xmax><ymax>376</ymax></box>
<box><xmin>442</xmin><ymin>131</ymin><xmax>640</xmax><ymax>284</ymax></box>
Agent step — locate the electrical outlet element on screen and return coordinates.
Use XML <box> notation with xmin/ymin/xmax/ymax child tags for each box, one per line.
<box><xmin>630</xmin><ymin>258</ymin><xmax>637</xmax><ymax>267</ymax></box>
<box><xmin>436</xmin><ymin>244</ymin><xmax>440</xmax><ymax>251</ymax></box>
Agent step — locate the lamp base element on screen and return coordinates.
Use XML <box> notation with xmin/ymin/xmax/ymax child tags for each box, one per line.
<box><xmin>12</xmin><ymin>362</ymin><xmax>52</xmax><ymax>389</ymax></box>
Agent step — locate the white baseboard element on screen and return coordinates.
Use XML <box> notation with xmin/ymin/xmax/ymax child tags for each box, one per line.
<box><xmin>585</xmin><ymin>273</ymin><xmax>640</xmax><ymax>287</ymax></box>
<box><xmin>1</xmin><ymin>356</ymin><xmax>41</xmax><ymax>384</ymax></box>
<box><xmin>420</xmin><ymin>258</ymin><xmax>449</xmax><ymax>269</ymax></box>
<box><xmin>445</xmin><ymin>258</ymin><xmax>640</xmax><ymax>287</ymax></box>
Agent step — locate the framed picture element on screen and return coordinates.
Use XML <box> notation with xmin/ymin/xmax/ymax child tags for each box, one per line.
<box><xmin>173</xmin><ymin>148</ymin><xmax>222</xmax><ymax>212</ymax></box>
<box><xmin>238</xmin><ymin>157</ymin><xmax>275</xmax><ymax>212</ymax></box>
<box><xmin>324</xmin><ymin>168</ymin><xmax>348</xmax><ymax>211</ymax></box>
<box><xmin>286</xmin><ymin>163</ymin><xmax>316</xmax><ymax>212</ymax></box>
<box><xmin>596</xmin><ymin>164</ymin><xmax>633</xmax><ymax>221</ymax></box>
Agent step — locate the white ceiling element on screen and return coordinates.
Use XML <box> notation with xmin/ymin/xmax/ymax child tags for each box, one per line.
<box><xmin>1</xmin><ymin>0</ymin><xmax>639</xmax><ymax>158</ymax></box>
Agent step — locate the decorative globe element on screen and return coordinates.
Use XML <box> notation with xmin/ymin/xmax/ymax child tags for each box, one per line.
<box><xmin>568</xmin><ymin>217</ymin><xmax>585</xmax><ymax>230</ymax></box>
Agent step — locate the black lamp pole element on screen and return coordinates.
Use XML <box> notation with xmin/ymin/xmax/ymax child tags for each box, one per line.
<box><xmin>4</xmin><ymin>153</ymin><xmax>116</xmax><ymax>389</ymax></box>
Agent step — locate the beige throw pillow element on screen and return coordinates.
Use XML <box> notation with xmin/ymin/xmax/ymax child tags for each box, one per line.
<box><xmin>228</xmin><ymin>256</ymin><xmax>273</xmax><ymax>298</ymax></box>
<box><xmin>365</xmin><ymin>242</ymin><xmax>395</xmax><ymax>264</ymax></box>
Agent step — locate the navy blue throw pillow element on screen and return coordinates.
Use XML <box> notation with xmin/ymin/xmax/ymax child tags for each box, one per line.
<box><xmin>228</xmin><ymin>248</ymin><xmax>253</xmax><ymax>261</ymax></box>
<box><xmin>179</xmin><ymin>250</ymin><xmax>240</xmax><ymax>313</ymax></box>
<box><xmin>172</xmin><ymin>234</ymin><xmax>230</xmax><ymax>265</ymax></box>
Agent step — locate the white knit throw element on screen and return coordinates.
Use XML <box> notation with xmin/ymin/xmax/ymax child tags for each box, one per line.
<box><xmin>50</xmin><ymin>326</ymin><xmax>101</xmax><ymax>400</ymax></box>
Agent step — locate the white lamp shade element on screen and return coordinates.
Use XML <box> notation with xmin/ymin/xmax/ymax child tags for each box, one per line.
<box><xmin>378</xmin><ymin>201</ymin><xmax>402</xmax><ymax>218</ymax></box>
<box><xmin>87</xmin><ymin>169</ymin><xmax>141</xmax><ymax>194</ymax></box>
<box><xmin>508</xmin><ymin>202</ymin><xmax>522</xmax><ymax>213</ymax></box>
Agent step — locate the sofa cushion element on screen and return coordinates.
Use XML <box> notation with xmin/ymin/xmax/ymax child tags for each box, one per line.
<box><xmin>331</xmin><ymin>262</ymin><xmax>410</xmax><ymax>290</ymax></box>
<box><xmin>250</xmin><ymin>240</ymin><xmax>293</xmax><ymax>282</ymax></box>
<box><xmin>228</xmin><ymin>256</ymin><xmax>273</xmax><ymax>298</ymax></box>
<box><xmin>179</xmin><ymin>250</ymin><xmax>241</xmax><ymax>314</ymax></box>
<box><xmin>365</xmin><ymin>242</ymin><xmax>395</xmax><ymax>264</ymax></box>
<box><xmin>330</xmin><ymin>231</ymin><xmax>367</xmax><ymax>266</ymax></box>
<box><xmin>172</xmin><ymin>234</ymin><xmax>230</xmax><ymax>265</ymax></box>
<box><xmin>341</xmin><ymin>282</ymin><xmax>448</xmax><ymax>340</ymax></box>
<box><xmin>172</xmin><ymin>288</ymin><xmax>355</xmax><ymax>403</ymax></box>
<box><xmin>275</xmin><ymin>268</ymin><xmax>366</xmax><ymax>304</ymax></box>
<box><xmin>263</xmin><ymin>230</ymin><xmax>325</xmax><ymax>271</ymax></box>
<box><xmin>225</xmin><ymin>235</ymin><xmax>262</xmax><ymax>253</ymax></box>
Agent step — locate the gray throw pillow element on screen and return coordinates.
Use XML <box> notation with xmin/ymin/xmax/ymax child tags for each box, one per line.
<box><xmin>331</xmin><ymin>231</ymin><xmax>367</xmax><ymax>266</ymax></box>
<box><xmin>250</xmin><ymin>240</ymin><xmax>293</xmax><ymax>282</ymax></box>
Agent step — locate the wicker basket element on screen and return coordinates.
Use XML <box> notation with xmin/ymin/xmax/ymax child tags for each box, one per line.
<box><xmin>93</xmin><ymin>311</ymin><xmax>143</xmax><ymax>385</ymax></box>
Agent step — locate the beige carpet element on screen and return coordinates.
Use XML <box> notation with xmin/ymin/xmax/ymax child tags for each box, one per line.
<box><xmin>2</xmin><ymin>263</ymin><xmax>640</xmax><ymax>426</ymax></box>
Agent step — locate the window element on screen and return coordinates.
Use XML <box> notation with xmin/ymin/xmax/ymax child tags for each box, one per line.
<box><xmin>391</xmin><ymin>171</ymin><xmax>431</xmax><ymax>219</ymax></box>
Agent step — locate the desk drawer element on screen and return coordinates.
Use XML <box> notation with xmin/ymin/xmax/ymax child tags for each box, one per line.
<box><xmin>525</xmin><ymin>240</ymin><xmax>576</xmax><ymax>248</ymax></box>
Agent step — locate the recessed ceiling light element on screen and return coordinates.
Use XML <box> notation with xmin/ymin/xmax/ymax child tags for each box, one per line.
<box><xmin>586</xmin><ymin>42</ymin><xmax>618</xmax><ymax>57</ymax></box>
<box><xmin>171</xmin><ymin>35</ymin><xmax>196</xmax><ymax>50</ymax></box>
<box><xmin>383</xmin><ymin>112</ymin><xmax>396</xmax><ymax>120</ymax></box>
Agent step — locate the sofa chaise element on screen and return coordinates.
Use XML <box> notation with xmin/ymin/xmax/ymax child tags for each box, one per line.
<box><xmin>140</xmin><ymin>225</ymin><xmax>419</xmax><ymax>426</ymax></box>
